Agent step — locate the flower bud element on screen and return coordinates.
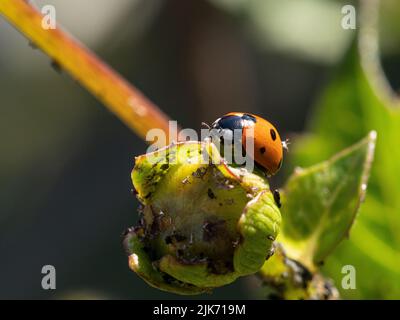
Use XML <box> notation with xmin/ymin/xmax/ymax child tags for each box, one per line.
<box><xmin>124</xmin><ymin>141</ymin><xmax>281</xmax><ymax>294</ymax></box>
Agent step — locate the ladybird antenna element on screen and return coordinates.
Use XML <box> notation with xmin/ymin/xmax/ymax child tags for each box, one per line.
<box><xmin>282</xmin><ymin>139</ymin><xmax>290</xmax><ymax>152</ymax></box>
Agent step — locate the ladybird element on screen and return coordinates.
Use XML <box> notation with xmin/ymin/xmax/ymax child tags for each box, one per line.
<box><xmin>209</xmin><ymin>112</ymin><xmax>287</xmax><ymax>175</ymax></box>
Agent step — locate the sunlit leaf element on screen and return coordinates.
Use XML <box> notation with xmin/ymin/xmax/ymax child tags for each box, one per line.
<box><xmin>279</xmin><ymin>132</ymin><xmax>376</xmax><ymax>269</ymax></box>
<box><xmin>288</xmin><ymin>2</ymin><xmax>400</xmax><ymax>297</ymax></box>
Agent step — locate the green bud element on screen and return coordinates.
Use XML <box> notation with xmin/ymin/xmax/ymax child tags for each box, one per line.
<box><xmin>124</xmin><ymin>141</ymin><xmax>281</xmax><ymax>294</ymax></box>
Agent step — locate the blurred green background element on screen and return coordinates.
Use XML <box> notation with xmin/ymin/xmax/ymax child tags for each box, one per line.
<box><xmin>0</xmin><ymin>0</ymin><xmax>399</xmax><ymax>299</ymax></box>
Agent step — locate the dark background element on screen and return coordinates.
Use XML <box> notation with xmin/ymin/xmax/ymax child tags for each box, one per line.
<box><xmin>0</xmin><ymin>0</ymin><xmax>399</xmax><ymax>299</ymax></box>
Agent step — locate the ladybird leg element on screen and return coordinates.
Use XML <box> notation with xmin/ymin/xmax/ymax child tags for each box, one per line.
<box><xmin>273</xmin><ymin>189</ymin><xmax>282</xmax><ymax>208</ymax></box>
<box><xmin>207</xmin><ymin>127</ymin><xmax>220</xmax><ymax>143</ymax></box>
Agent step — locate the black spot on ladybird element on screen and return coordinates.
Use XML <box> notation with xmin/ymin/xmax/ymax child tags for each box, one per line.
<box><xmin>270</xmin><ymin>129</ymin><xmax>277</xmax><ymax>141</ymax></box>
<box><xmin>259</xmin><ymin>147</ymin><xmax>266</xmax><ymax>154</ymax></box>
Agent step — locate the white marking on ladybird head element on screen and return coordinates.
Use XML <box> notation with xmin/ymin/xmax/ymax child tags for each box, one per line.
<box><xmin>282</xmin><ymin>139</ymin><xmax>290</xmax><ymax>151</ymax></box>
<box><xmin>201</xmin><ymin>122</ymin><xmax>211</xmax><ymax>129</ymax></box>
<box><xmin>242</xmin><ymin>119</ymin><xmax>255</xmax><ymax>128</ymax></box>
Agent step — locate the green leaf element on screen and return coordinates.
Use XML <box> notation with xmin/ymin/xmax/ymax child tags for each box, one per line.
<box><xmin>287</xmin><ymin>1</ymin><xmax>400</xmax><ymax>298</ymax></box>
<box><xmin>279</xmin><ymin>132</ymin><xmax>376</xmax><ymax>269</ymax></box>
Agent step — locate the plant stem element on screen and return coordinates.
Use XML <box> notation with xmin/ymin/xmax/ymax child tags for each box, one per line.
<box><xmin>258</xmin><ymin>244</ymin><xmax>339</xmax><ymax>300</ymax></box>
<box><xmin>0</xmin><ymin>0</ymin><xmax>173</xmax><ymax>145</ymax></box>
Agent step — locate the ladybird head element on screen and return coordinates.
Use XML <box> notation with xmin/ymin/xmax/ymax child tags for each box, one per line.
<box><xmin>207</xmin><ymin>112</ymin><xmax>286</xmax><ymax>176</ymax></box>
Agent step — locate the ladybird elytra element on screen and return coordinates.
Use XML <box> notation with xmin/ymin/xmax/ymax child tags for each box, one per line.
<box><xmin>210</xmin><ymin>112</ymin><xmax>284</xmax><ymax>175</ymax></box>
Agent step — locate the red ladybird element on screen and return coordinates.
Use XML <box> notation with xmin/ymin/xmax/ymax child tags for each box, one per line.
<box><xmin>210</xmin><ymin>112</ymin><xmax>287</xmax><ymax>175</ymax></box>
